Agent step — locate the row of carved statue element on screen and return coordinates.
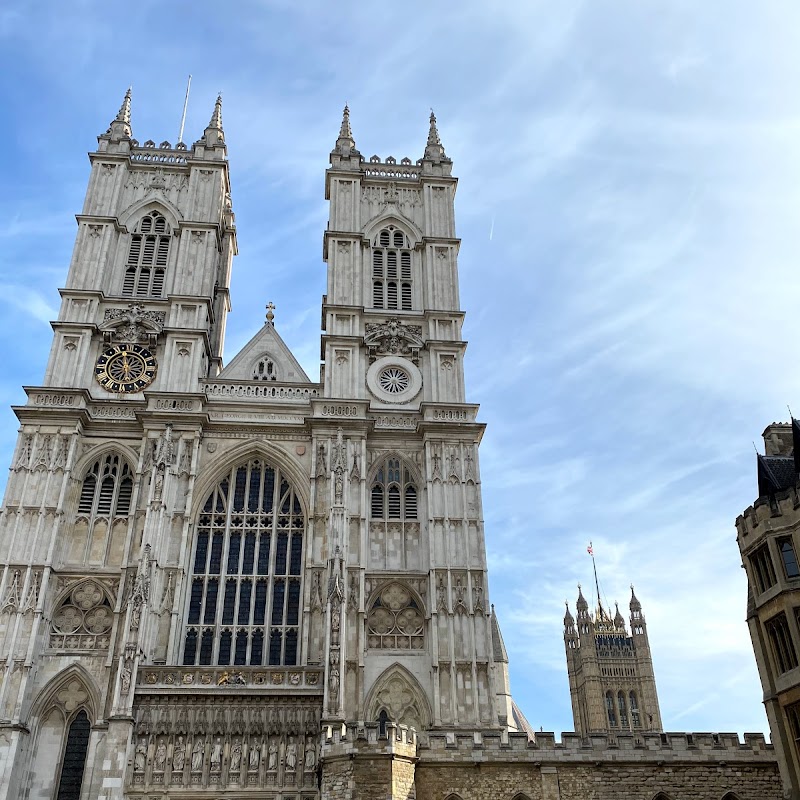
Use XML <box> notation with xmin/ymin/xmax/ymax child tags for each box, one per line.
<box><xmin>133</xmin><ymin>733</ymin><xmax>318</xmax><ymax>779</ymax></box>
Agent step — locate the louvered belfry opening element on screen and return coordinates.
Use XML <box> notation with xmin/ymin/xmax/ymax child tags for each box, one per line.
<box><xmin>371</xmin><ymin>226</ymin><xmax>412</xmax><ymax>311</ymax></box>
<box><xmin>123</xmin><ymin>210</ymin><xmax>170</xmax><ymax>297</ymax></box>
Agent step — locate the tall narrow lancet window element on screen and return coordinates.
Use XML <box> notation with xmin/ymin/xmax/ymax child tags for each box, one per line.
<box><xmin>70</xmin><ymin>453</ymin><xmax>133</xmax><ymax>565</ymax></box>
<box><xmin>123</xmin><ymin>210</ymin><xmax>171</xmax><ymax>298</ymax></box>
<box><xmin>55</xmin><ymin>709</ymin><xmax>91</xmax><ymax>800</ymax></box>
<box><xmin>371</xmin><ymin>226</ymin><xmax>413</xmax><ymax>311</ymax></box>
<box><xmin>370</xmin><ymin>457</ymin><xmax>417</xmax><ymax>520</ymax></box>
<box><xmin>183</xmin><ymin>459</ymin><xmax>304</xmax><ymax>667</ymax></box>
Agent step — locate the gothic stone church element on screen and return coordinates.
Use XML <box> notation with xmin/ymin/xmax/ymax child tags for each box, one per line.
<box><xmin>0</xmin><ymin>91</ymin><xmax>787</xmax><ymax>799</ymax></box>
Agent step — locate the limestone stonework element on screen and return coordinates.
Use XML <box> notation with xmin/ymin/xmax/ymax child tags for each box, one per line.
<box><xmin>0</xmin><ymin>91</ymin><xmax>786</xmax><ymax>799</ymax></box>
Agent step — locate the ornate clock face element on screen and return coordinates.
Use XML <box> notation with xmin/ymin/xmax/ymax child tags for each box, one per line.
<box><xmin>95</xmin><ymin>343</ymin><xmax>157</xmax><ymax>393</ymax></box>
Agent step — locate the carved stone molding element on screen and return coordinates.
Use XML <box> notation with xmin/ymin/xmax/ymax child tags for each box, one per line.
<box><xmin>101</xmin><ymin>303</ymin><xmax>166</xmax><ymax>346</ymax></box>
<box><xmin>364</xmin><ymin>318</ymin><xmax>424</xmax><ymax>365</ymax></box>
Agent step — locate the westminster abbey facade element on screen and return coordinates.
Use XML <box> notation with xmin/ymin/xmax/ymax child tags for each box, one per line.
<box><xmin>0</xmin><ymin>91</ymin><xmax>789</xmax><ymax>799</ymax></box>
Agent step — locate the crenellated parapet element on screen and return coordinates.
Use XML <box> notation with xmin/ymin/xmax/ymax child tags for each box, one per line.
<box><xmin>413</xmin><ymin>728</ymin><xmax>781</xmax><ymax>800</ymax></box>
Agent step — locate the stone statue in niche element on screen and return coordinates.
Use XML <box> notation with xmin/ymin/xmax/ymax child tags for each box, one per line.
<box><xmin>191</xmin><ymin>739</ymin><xmax>204</xmax><ymax>771</ymax></box>
<box><xmin>304</xmin><ymin>738</ymin><xmax>317</xmax><ymax>771</ymax></box>
<box><xmin>230</xmin><ymin>738</ymin><xmax>243</xmax><ymax>771</ymax></box>
<box><xmin>210</xmin><ymin>737</ymin><xmax>222</xmax><ymax>772</ymax></box>
<box><xmin>173</xmin><ymin>737</ymin><xmax>186</xmax><ymax>771</ymax></box>
<box><xmin>249</xmin><ymin>741</ymin><xmax>260</xmax><ymax>770</ymax></box>
<box><xmin>134</xmin><ymin>741</ymin><xmax>147</xmax><ymax>772</ymax></box>
<box><xmin>154</xmin><ymin>739</ymin><xmax>167</xmax><ymax>771</ymax></box>
<box><xmin>268</xmin><ymin>739</ymin><xmax>279</xmax><ymax>771</ymax></box>
<box><xmin>286</xmin><ymin>737</ymin><xmax>297</xmax><ymax>771</ymax></box>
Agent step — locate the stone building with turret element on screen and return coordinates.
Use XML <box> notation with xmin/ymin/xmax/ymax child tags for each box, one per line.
<box><xmin>737</xmin><ymin>419</ymin><xmax>800</xmax><ymax>800</ymax></box>
<box><xmin>564</xmin><ymin>586</ymin><xmax>662</xmax><ymax>737</ymax></box>
<box><xmin>0</xmin><ymin>90</ymin><xmax>786</xmax><ymax>799</ymax></box>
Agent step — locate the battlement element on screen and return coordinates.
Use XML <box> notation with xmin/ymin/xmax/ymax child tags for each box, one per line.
<box><xmin>322</xmin><ymin>721</ymin><xmax>417</xmax><ymax>755</ymax></box>
<box><xmin>737</xmin><ymin>488</ymin><xmax>800</xmax><ymax>541</ymax></box>
<box><xmin>419</xmin><ymin>729</ymin><xmax>774</xmax><ymax>763</ymax></box>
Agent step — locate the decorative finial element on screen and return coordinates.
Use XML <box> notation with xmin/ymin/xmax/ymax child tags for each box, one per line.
<box><xmin>104</xmin><ymin>87</ymin><xmax>133</xmax><ymax>139</ymax></box>
<box><xmin>340</xmin><ymin>104</ymin><xmax>352</xmax><ymax>140</ymax></box>
<box><xmin>265</xmin><ymin>301</ymin><xmax>275</xmax><ymax>325</ymax></box>
<box><xmin>427</xmin><ymin>110</ymin><xmax>441</xmax><ymax>147</ymax></box>
<box><xmin>209</xmin><ymin>94</ymin><xmax>223</xmax><ymax>130</ymax></box>
<box><xmin>334</xmin><ymin>103</ymin><xmax>357</xmax><ymax>155</ymax></box>
<box><xmin>116</xmin><ymin>87</ymin><xmax>132</xmax><ymax>125</ymax></box>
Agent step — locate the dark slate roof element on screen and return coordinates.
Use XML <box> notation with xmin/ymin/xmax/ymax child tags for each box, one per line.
<box><xmin>757</xmin><ymin>454</ymin><xmax>796</xmax><ymax>497</ymax></box>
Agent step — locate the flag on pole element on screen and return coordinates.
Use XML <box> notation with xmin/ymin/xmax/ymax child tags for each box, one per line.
<box><xmin>587</xmin><ymin>542</ymin><xmax>593</xmax><ymax>556</ymax></box>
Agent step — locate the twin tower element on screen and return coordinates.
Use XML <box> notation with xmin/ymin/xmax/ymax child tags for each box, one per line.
<box><xmin>0</xmin><ymin>89</ymin><xmax>670</xmax><ymax>800</ymax></box>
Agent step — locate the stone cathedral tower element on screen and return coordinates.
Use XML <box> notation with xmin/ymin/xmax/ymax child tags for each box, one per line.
<box><xmin>0</xmin><ymin>94</ymin><xmax>514</xmax><ymax>800</ymax></box>
<box><xmin>564</xmin><ymin>586</ymin><xmax>662</xmax><ymax>736</ymax></box>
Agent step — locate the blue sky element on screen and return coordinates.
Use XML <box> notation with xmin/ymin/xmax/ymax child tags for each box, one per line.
<box><xmin>2</xmin><ymin>0</ymin><xmax>799</xmax><ymax>735</ymax></box>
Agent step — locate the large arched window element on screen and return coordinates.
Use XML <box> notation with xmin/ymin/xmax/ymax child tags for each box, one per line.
<box><xmin>372</xmin><ymin>226</ymin><xmax>413</xmax><ymax>311</ymax></box>
<box><xmin>123</xmin><ymin>210</ymin><xmax>170</xmax><ymax>298</ymax></box>
<box><xmin>629</xmin><ymin>690</ymin><xmax>640</xmax><ymax>727</ymax></box>
<box><xmin>605</xmin><ymin>691</ymin><xmax>617</xmax><ymax>727</ymax></box>
<box><xmin>67</xmin><ymin>453</ymin><xmax>133</xmax><ymax>565</ymax></box>
<box><xmin>617</xmin><ymin>690</ymin><xmax>629</xmax><ymax>728</ymax></box>
<box><xmin>370</xmin><ymin>456</ymin><xmax>417</xmax><ymax>520</ymax></box>
<box><xmin>55</xmin><ymin>709</ymin><xmax>91</xmax><ymax>800</ymax></box>
<box><xmin>183</xmin><ymin>459</ymin><xmax>304</xmax><ymax>667</ymax></box>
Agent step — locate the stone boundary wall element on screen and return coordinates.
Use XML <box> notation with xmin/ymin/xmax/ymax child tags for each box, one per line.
<box><xmin>416</xmin><ymin>729</ymin><xmax>782</xmax><ymax>800</ymax></box>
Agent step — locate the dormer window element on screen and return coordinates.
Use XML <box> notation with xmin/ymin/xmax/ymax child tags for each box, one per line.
<box><xmin>123</xmin><ymin>211</ymin><xmax>170</xmax><ymax>298</ymax></box>
<box><xmin>372</xmin><ymin>226</ymin><xmax>412</xmax><ymax>311</ymax></box>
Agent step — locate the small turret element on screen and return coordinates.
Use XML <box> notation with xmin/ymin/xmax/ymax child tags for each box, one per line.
<box><xmin>199</xmin><ymin>94</ymin><xmax>225</xmax><ymax>149</ymax></box>
<box><xmin>613</xmin><ymin>602</ymin><xmax>625</xmax><ymax>628</ymax></box>
<box><xmin>564</xmin><ymin>601</ymin><xmax>575</xmax><ymax>629</ymax></box>
<box><xmin>333</xmin><ymin>104</ymin><xmax>359</xmax><ymax>156</ymax></box>
<box><xmin>423</xmin><ymin>110</ymin><xmax>447</xmax><ymax>161</ymax></box>
<box><xmin>576</xmin><ymin>584</ymin><xmax>589</xmax><ymax>617</ymax></box>
<box><xmin>629</xmin><ymin>585</ymin><xmax>642</xmax><ymax>619</ymax></box>
<box><xmin>101</xmin><ymin>87</ymin><xmax>132</xmax><ymax>142</ymax></box>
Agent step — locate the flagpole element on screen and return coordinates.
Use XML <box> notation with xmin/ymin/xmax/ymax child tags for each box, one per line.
<box><xmin>588</xmin><ymin>541</ymin><xmax>604</xmax><ymax>619</ymax></box>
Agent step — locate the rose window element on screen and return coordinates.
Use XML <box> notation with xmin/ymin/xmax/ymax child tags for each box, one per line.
<box><xmin>49</xmin><ymin>581</ymin><xmax>113</xmax><ymax>650</ymax></box>
<box><xmin>378</xmin><ymin>367</ymin><xmax>410</xmax><ymax>394</ymax></box>
<box><xmin>367</xmin><ymin>583</ymin><xmax>424</xmax><ymax>650</ymax></box>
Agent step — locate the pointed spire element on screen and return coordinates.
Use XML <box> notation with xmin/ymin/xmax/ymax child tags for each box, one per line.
<box><xmin>423</xmin><ymin>109</ymin><xmax>448</xmax><ymax>160</ymax></box>
<box><xmin>427</xmin><ymin>110</ymin><xmax>441</xmax><ymax>147</ymax></box>
<box><xmin>629</xmin><ymin>585</ymin><xmax>642</xmax><ymax>614</ymax></box>
<box><xmin>200</xmin><ymin>94</ymin><xmax>225</xmax><ymax>148</ymax></box>
<box><xmin>333</xmin><ymin>104</ymin><xmax>358</xmax><ymax>156</ymax></box>
<box><xmin>576</xmin><ymin>584</ymin><xmax>588</xmax><ymax>613</ymax></box>
<box><xmin>104</xmin><ymin>87</ymin><xmax>132</xmax><ymax>140</ymax></box>
<box><xmin>564</xmin><ymin>601</ymin><xmax>574</xmax><ymax>627</ymax></box>
<box><xmin>116</xmin><ymin>87</ymin><xmax>132</xmax><ymax>126</ymax></box>
<box><xmin>209</xmin><ymin>94</ymin><xmax>223</xmax><ymax>131</ymax></box>
<box><xmin>490</xmin><ymin>605</ymin><xmax>509</xmax><ymax>663</ymax></box>
<box><xmin>340</xmin><ymin>104</ymin><xmax>353</xmax><ymax>140</ymax></box>
<box><xmin>614</xmin><ymin>602</ymin><xmax>625</xmax><ymax>628</ymax></box>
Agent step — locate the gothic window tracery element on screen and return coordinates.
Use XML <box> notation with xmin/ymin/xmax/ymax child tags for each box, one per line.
<box><xmin>123</xmin><ymin>211</ymin><xmax>171</xmax><ymax>298</ymax></box>
<box><xmin>372</xmin><ymin>226</ymin><xmax>413</xmax><ymax>311</ymax></box>
<box><xmin>366</xmin><ymin>582</ymin><xmax>424</xmax><ymax>650</ymax></box>
<box><xmin>69</xmin><ymin>453</ymin><xmax>134</xmax><ymax>565</ymax></box>
<box><xmin>183</xmin><ymin>459</ymin><xmax>304</xmax><ymax>667</ymax></box>
<box><xmin>49</xmin><ymin>581</ymin><xmax>113</xmax><ymax>650</ymax></box>
<box><xmin>370</xmin><ymin>457</ymin><xmax>417</xmax><ymax>520</ymax></box>
<box><xmin>252</xmin><ymin>355</ymin><xmax>278</xmax><ymax>381</ymax></box>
